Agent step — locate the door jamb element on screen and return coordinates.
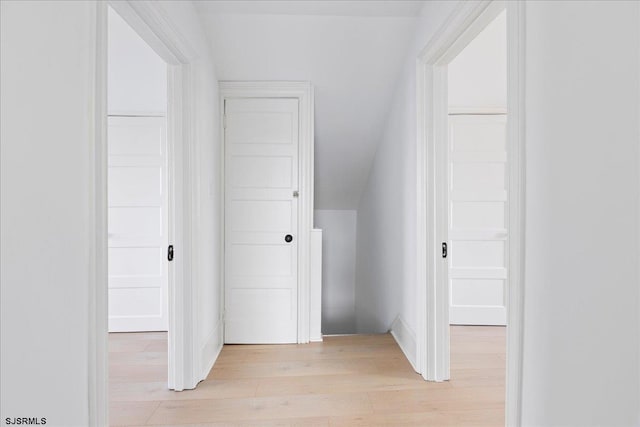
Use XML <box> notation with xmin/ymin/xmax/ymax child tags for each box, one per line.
<box><xmin>415</xmin><ymin>1</ymin><xmax>525</xmax><ymax>425</ymax></box>
<box><xmin>90</xmin><ymin>1</ymin><xmax>203</xmax><ymax>424</ymax></box>
<box><xmin>219</xmin><ymin>81</ymin><xmax>315</xmax><ymax>344</ymax></box>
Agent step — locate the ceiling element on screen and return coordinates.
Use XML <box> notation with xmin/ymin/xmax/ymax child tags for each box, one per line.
<box><xmin>195</xmin><ymin>1</ymin><xmax>424</xmax><ymax>209</ymax></box>
<box><xmin>196</xmin><ymin>1</ymin><xmax>425</xmax><ymax>17</ymax></box>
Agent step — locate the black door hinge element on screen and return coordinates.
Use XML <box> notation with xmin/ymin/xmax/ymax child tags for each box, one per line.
<box><xmin>168</xmin><ymin>245</ymin><xmax>174</xmax><ymax>262</ymax></box>
<box><xmin>442</xmin><ymin>242</ymin><xmax>448</xmax><ymax>259</ymax></box>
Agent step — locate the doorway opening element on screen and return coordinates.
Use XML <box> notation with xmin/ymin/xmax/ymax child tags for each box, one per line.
<box><xmin>106</xmin><ymin>5</ymin><xmax>171</xmax><ymax>416</ymax></box>
<box><xmin>416</xmin><ymin>1</ymin><xmax>525</xmax><ymax>424</ymax></box>
<box><xmin>219</xmin><ymin>81</ymin><xmax>316</xmax><ymax>345</ymax></box>
<box><xmin>107</xmin><ymin>6</ymin><xmax>169</xmax><ymax>334</ymax></box>
<box><xmin>92</xmin><ymin>3</ymin><xmax>213</xmax><ymax>422</ymax></box>
<box><xmin>447</xmin><ymin>8</ymin><xmax>508</xmax><ymax>424</ymax></box>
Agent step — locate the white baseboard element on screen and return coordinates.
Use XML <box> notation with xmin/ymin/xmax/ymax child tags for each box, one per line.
<box><xmin>390</xmin><ymin>315</ymin><xmax>418</xmax><ymax>373</ymax></box>
<box><xmin>200</xmin><ymin>319</ymin><xmax>223</xmax><ymax>380</ymax></box>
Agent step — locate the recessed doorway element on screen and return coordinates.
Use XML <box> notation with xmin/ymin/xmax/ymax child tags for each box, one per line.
<box><xmin>415</xmin><ymin>1</ymin><xmax>525</xmax><ymax>424</ymax></box>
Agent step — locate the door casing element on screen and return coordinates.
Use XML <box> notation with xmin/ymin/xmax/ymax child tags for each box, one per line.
<box><xmin>415</xmin><ymin>1</ymin><xmax>526</xmax><ymax>425</ymax></box>
<box><xmin>90</xmin><ymin>1</ymin><xmax>206</xmax><ymax>424</ymax></box>
<box><xmin>219</xmin><ymin>81</ymin><xmax>315</xmax><ymax>344</ymax></box>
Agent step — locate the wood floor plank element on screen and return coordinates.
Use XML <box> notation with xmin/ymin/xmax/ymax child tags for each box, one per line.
<box><xmin>208</xmin><ymin>358</ymin><xmax>381</xmax><ymax>380</ymax></box>
<box><xmin>254</xmin><ymin>372</ymin><xmax>436</xmax><ymax>397</ymax></box>
<box><xmin>109</xmin><ymin>378</ymin><xmax>259</xmax><ymax>402</ymax></box>
<box><xmin>146</xmin><ymin>393</ymin><xmax>372</xmax><ymax>425</ymax></box>
<box><xmin>109</xmin><ymin>363</ymin><xmax>167</xmax><ymax>383</ymax></box>
<box><xmin>109</xmin><ymin>401</ymin><xmax>160</xmax><ymax>426</ymax></box>
<box><xmin>109</xmin><ymin>351</ymin><xmax>167</xmax><ymax>366</ymax></box>
<box><xmin>118</xmin><ymin>418</ymin><xmax>330</xmax><ymax>427</ymax></box>
<box><xmin>108</xmin><ymin>326</ymin><xmax>505</xmax><ymax>426</ymax></box>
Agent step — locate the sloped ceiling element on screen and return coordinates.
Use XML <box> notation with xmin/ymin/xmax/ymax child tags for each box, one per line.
<box><xmin>195</xmin><ymin>1</ymin><xmax>424</xmax><ymax>209</ymax></box>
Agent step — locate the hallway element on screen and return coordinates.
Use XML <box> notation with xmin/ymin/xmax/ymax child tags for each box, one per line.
<box><xmin>109</xmin><ymin>326</ymin><xmax>505</xmax><ymax>426</ymax></box>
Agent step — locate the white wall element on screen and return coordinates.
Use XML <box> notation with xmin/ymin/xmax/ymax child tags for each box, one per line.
<box><xmin>358</xmin><ymin>0</ymin><xmax>640</xmax><ymax>424</ymax></box>
<box><xmin>1</xmin><ymin>1</ymin><xmax>98</xmax><ymax>424</ymax></box>
<box><xmin>315</xmin><ymin>210</ymin><xmax>357</xmax><ymax>334</ymax></box>
<box><xmin>108</xmin><ymin>7</ymin><xmax>166</xmax><ymax>115</ymax></box>
<box><xmin>522</xmin><ymin>2</ymin><xmax>639</xmax><ymax>425</ymax></box>
<box><xmin>200</xmin><ymin>11</ymin><xmax>419</xmax><ymax>209</ymax></box>
<box><xmin>0</xmin><ymin>1</ymin><xmax>222</xmax><ymax>423</ymax></box>
<box><xmin>355</xmin><ymin>1</ymin><xmax>457</xmax><ymax>335</ymax></box>
<box><xmin>448</xmin><ymin>10</ymin><xmax>506</xmax><ymax>109</ymax></box>
<box><xmin>150</xmin><ymin>0</ymin><xmax>224</xmax><ymax>382</ymax></box>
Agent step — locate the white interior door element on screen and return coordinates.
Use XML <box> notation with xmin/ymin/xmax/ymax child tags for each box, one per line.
<box><xmin>448</xmin><ymin>114</ymin><xmax>507</xmax><ymax>325</ymax></box>
<box><xmin>224</xmin><ymin>98</ymin><xmax>299</xmax><ymax>344</ymax></box>
<box><xmin>108</xmin><ymin>116</ymin><xmax>168</xmax><ymax>332</ymax></box>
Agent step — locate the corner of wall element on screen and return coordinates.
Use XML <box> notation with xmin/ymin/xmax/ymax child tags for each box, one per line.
<box><xmin>200</xmin><ymin>319</ymin><xmax>223</xmax><ymax>380</ymax></box>
<box><xmin>390</xmin><ymin>315</ymin><xmax>418</xmax><ymax>373</ymax></box>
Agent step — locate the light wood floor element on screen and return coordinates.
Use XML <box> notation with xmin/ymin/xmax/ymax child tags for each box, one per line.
<box><xmin>109</xmin><ymin>326</ymin><xmax>505</xmax><ymax>426</ymax></box>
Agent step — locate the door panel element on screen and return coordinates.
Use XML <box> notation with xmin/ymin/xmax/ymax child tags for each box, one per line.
<box><xmin>452</xmin><ymin>201</ymin><xmax>505</xmax><ymax>229</ymax></box>
<box><xmin>451</xmin><ymin>279</ymin><xmax>504</xmax><ymax>306</ymax></box>
<box><xmin>109</xmin><ymin>207</ymin><xmax>162</xmax><ymax>238</ymax></box>
<box><xmin>452</xmin><ymin>240</ymin><xmax>505</xmax><ymax>268</ymax></box>
<box><xmin>108</xmin><ymin>167</ymin><xmax>162</xmax><ymax>206</ymax></box>
<box><xmin>229</xmin><ymin>244</ymin><xmax>293</xmax><ymax>277</ymax></box>
<box><xmin>229</xmin><ymin>156</ymin><xmax>293</xmax><ymax>188</ymax></box>
<box><xmin>449</xmin><ymin>114</ymin><xmax>507</xmax><ymax>325</ymax></box>
<box><xmin>108</xmin><ymin>116</ymin><xmax>168</xmax><ymax>332</ymax></box>
<box><xmin>226</xmin><ymin>112</ymin><xmax>295</xmax><ymax>144</ymax></box>
<box><xmin>230</xmin><ymin>200</ymin><xmax>292</xmax><ymax>232</ymax></box>
<box><xmin>225</xmin><ymin>98</ymin><xmax>299</xmax><ymax>344</ymax></box>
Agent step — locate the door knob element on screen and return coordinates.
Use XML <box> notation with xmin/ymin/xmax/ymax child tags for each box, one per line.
<box><xmin>285</xmin><ymin>234</ymin><xmax>293</xmax><ymax>243</ymax></box>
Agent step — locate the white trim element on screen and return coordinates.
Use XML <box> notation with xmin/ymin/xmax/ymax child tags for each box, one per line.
<box><xmin>107</xmin><ymin>111</ymin><xmax>167</xmax><ymax>117</ymax></box>
<box><xmin>434</xmin><ymin>62</ymin><xmax>450</xmax><ymax>381</ymax></box>
<box><xmin>108</xmin><ymin>1</ymin><xmax>196</xmax><ymax>65</ymax></box>
<box><xmin>448</xmin><ymin>106</ymin><xmax>507</xmax><ymax>115</ymax></box>
<box><xmin>88</xmin><ymin>2</ymin><xmax>109</xmax><ymax>425</ymax></box>
<box><xmin>415</xmin><ymin>0</ymin><xmax>525</xmax><ymax>425</ymax></box>
<box><xmin>636</xmin><ymin>6</ymin><xmax>640</xmax><ymax>426</ymax></box>
<box><xmin>200</xmin><ymin>320</ymin><xmax>224</xmax><ymax>380</ymax></box>
<box><xmin>637</xmin><ymin>6</ymin><xmax>640</xmax><ymax>426</ymax></box>
<box><xmin>90</xmin><ymin>3</ymin><xmax>205</xmax><ymax>423</ymax></box>
<box><xmin>166</xmin><ymin>63</ymin><xmax>199</xmax><ymax>391</ymax></box>
<box><xmin>310</xmin><ymin>229</ymin><xmax>323</xmax><ymax>342</ymax></box>
<box><xmin>390</xmin><ymin>316</ymin><xmax>417</xmax><ymax>372</ymax></box>
<box><xmin>505</xmin><ymin>2</ymin><xmax>526</xmax><ymax>425</ymax></box>
<box><xmin>219</xmin><ymin>81</ymin><xmax>315</xmax><ymax>344</ymax></box>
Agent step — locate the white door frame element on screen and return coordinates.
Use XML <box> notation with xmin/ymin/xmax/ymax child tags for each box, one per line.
<box><xmin>219</xmin><ymin>81</ymin><xmax>315</xmax><ymax>344</ymax></box>
<box><xmin>89</xmin><ymin>1</ymin><xmax>203</xmax><ymax>424</ymax></box>
<box><xmin>415</xmin><ymin>1</ymin><xmax>525</xmax><ymax>425</ymax></box>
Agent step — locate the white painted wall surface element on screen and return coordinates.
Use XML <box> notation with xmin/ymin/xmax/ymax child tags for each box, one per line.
<box><xmin>1</xmin><ymin>2</ymin><xmax>222</xmax><ymax>422</ymax></box>
<box><xmin>522</xmin><ymin>2</ymin><xmax>639</xmax><ymax>425</ymax></box>
<box><xmin>0</xmin><ymin>1</ymin><xmax>98</xmax><ymax>424</ymax></box>
<box><xmin>355</xmin><ymin>1</ymin><xmax>458</xmax><ymax>335</ymax></box>
<box><xmin>108</xmin><ymin>7</ymin><xmax>167</xmax><ymax>115</ymax></box>
<box><xmin>199</xmin><ymin>11</ymin><xmax>419</xmax><ymax>209</ymax></box>
<box><xmin>358</xmin><ymin>0</ymin><xmax>640</xmax><ymax>424</ymax></box>
<box><xmin>108</xmin><ymin>0</ymin><xmax>223</xmax><ymax>383</ymax></box>
<box><xmin>152</xmin><ymin>1</ymin><xmax>224</xmax><ymax>380</ymax></box>
<box><xmin>315</xmin><ymin>210</ymin><xmax>357</xmax><ymax>334</ymax></box>
<box><xmin>448</xmin><ymin>10</ymin><xmax>506</xmax><ymax>110</ymax></box>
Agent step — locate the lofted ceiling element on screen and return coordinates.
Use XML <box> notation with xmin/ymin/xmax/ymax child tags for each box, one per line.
<box><xmin>195</xmin><ymin>1</ymin><xmax>424</xmax><ymax>209</ymax></box>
